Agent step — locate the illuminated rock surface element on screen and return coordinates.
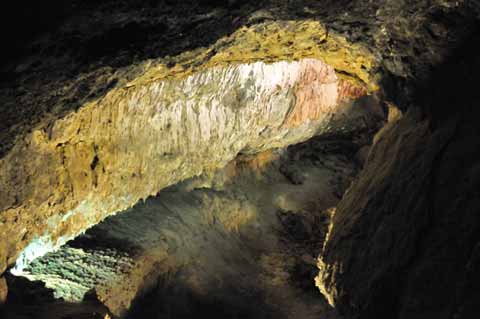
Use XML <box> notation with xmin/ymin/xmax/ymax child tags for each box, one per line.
<box><xmin>11</xmin><ymin>137</ymin><xmax>371</xmax><ymax>318</ymax></box>
<box><xmin>0</xmin><ymin>276</ymin><xmax>6</xmax><ymax>304</ymax></box>
<box><xmin>1</xmin><ymin>58</ymin><xmax>377</xmax><ymax>277</ymax></box>
<box><xmin>1</xmin><ymin>0</ymin><xmax>480</xmax><ymax>318</ymax></box>
<box><xmin>1</xmin><ymin>0</ymin><xmax>381</xmax><ymax>277</ymax></box>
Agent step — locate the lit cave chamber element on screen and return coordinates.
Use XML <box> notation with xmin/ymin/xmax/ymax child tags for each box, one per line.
<box><xmin>1</xmin><ymin>1</ymin><xmax>479</xmax><ymax>319</ymax></box>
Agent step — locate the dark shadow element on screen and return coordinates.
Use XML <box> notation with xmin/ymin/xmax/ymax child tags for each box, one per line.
<box><xmin>377</xmin><ymin>3</ymin><xmax>480</xmax><ymax>117</ymax></box>
<box><xmin>355</xmin><ymin>21</ymin><xmax>480</xmax><ymax>319</ymax></box>
<box><xmin>1</xmin><ymin>273</ymin><xmax>110</xmax><ymax>319</ymax></box>
<box><xmin>126</xmin><ymin>268</ymin><xmax>281</xmax><ymax>319</ymax></box>
<box><xmin>414</xmin><ymin>21</ymin><xmax>480</xmax><ymax>128</ymax></box>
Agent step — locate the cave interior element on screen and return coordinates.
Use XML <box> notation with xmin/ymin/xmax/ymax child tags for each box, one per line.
<box><xmin>0</xmin><ymin>1</ymin><xmax>479</xmax><ymax>319</ymax></box>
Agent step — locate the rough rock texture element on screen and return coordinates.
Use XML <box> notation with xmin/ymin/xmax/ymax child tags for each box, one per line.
<box><xmin>0</xmin><ymin>57</ymin><xmax>382</xmax><ymax>277</ymax></box>
<box><xmin>317</xmin><ymin>24</ymin><xmax>480</xmax><ymax>319</ymax></box>
<box><xmin>19</xmin><ymin>247</ymin><xmax>134</xmax><ymax>303</ymax></box>
<box><xmin>0</xmin><ymin>15</ymin><xmax>376</xmax><ymax>159</ymax></box>
<box><xmin>0</xmin><ymin>2</ymin><xmax>385</xmax><ymax>276</ymax></box>
<box><xmin>2</xmin><ymin>0</ymin><xmax>480</xmax><ymax>318</ymax></box>
<box><xmin>317</xmin><ymin>110</ymin><xmax>480</xmax><ymax>319</ymax></box>
<box><xmin>14</xmin><ymin>137</ymin><xmax>368</xmax><ymax>318</ymax></box>
<box><xmin>0</xmin><ymin>276</ymin><xmax>7</xmax><ymax>304</ymax></box>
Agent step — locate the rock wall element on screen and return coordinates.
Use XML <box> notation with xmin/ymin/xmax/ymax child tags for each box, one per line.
<box><xmin>316</xmin><ymin>25</ymin><xmax>480</xmax><ymax>318</ymax></box>
<box><xmin>0</xmin><ymin>58</ymin><xmax>381</xmax><ymax>277</ymax></box>
<box><xmin>15</xmin><ymin>137</ymin><xmax>363</xmax><ymax>318</ymax></box>
<box><xmin>2</xmin><ymin>1</ymin><xmax>480</xmax><ymax>317</ymax></box>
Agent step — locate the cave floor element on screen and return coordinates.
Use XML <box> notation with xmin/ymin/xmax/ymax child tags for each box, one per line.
<box><xmin>3</xmin><ymin>136</ymin><xmax>363</xmax><ymax>319</ymax></box>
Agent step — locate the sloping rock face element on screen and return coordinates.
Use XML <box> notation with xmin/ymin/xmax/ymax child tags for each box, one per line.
<box><xmin>318</xmin><ymin>110</ymin><xmax>480</xmax><ymax>319</ymax></box>
<box><xmin>317</xmin><ymin>25</ymin><xmax>480</xmax><ymax>319</ymax></box>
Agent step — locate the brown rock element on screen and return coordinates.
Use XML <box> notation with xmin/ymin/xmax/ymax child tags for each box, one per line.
<box><xmin>317</xmin><ymin>106</ymin><xmax>480</xmax><ymax>318</ymax></box>
<box><xmin>0</xmin><ymin>276</ymin><xmax>7</xmax><ymax>304</ymax></box>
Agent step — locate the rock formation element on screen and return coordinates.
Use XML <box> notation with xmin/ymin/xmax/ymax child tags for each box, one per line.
<box><xmin>316</xmin><ymin>26</ymin><xmax>480</xmax><ymax>318</ymax></box>
<box><xmin>0</xmin><ymin>276</ymin><xmax>7</xmax><ymax>305</ymax></box>
<box><xmin>1</xmin><ymin>56</ymin><xmax>379</xmax><ymax>278</ymax></box>
<box><xmin>10</xmin><ymin>137</ymin><xmax>370</xmax><ymax>318</ymax></box>
<box><xmin>1</xmin><ymin>0</ymin><xmax>480</xmax><ymax>318</ymax></box>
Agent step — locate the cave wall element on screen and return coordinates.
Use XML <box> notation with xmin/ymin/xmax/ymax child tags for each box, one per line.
<box><xmin>1</xmin><ymin>57</ymin><xmax>378</xmax><ymax>277</ymax></box>
<box><xmin>1</xmin><ymin>1</ymin><xmax>480</xmax><ymax>318</ymax></box>
<box><xmin>16</xmin><ymin>141</ymin><xmax>355</xmax><ymax>317</ymax></box>
<box><xmin>317</xmin><ymin>22</ymin><xmax>480</xmax><ymax>319</ymax></box>
<box><xmin>1</xmin><ymin>0</ymin><xmax>384</xmax><ymax>279</ymax></box>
